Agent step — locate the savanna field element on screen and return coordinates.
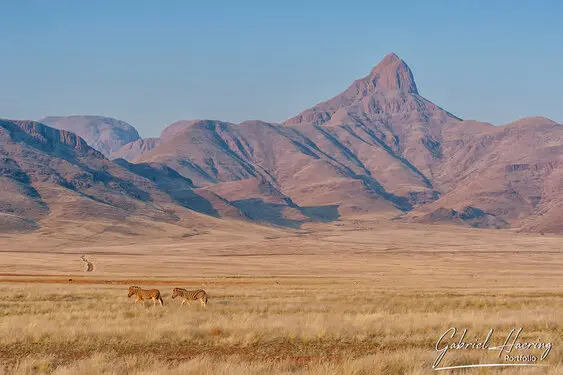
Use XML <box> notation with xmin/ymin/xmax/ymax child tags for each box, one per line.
<box><xmin>0</xmin><ymin>216</ymin><xmax>562</xmax><ymax>374</ymax></box>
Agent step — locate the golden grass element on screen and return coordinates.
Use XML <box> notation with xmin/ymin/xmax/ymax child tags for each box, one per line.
<box><xmin>0</xmin><ymin>281</ymin><xmax>561</xmax><ymax>374</ymax></box>
<box><xmin>0</xmin><ymin>216</ymin><xmax>562</xmax><ymax>374</ymax></box>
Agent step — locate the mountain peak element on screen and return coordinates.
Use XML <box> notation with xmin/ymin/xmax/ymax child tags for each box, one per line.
<box><xmin>39</xmin><ymin>115</ymin><xmax>141</xmax><ymax>158</ymax></box>
<box><xmin>284</xmin><ymin>53</ymin><xmax>441</xmax><ymax>126</ymax></box>
<box><xmin>369</xmin><ymin>53</ymin><xmax>418</xmax><ymax>95</ymax></box>
<box><xmin>380</xmin><ymin>52</ymin><xmax>401</xmax><ymax>63</ymax></box>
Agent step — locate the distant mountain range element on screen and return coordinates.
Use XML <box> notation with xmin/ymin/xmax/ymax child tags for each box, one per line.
<box><xmin>2</xmin><ymin>53</ymin><xmax>562</xmax><ymax>234</ymax></box>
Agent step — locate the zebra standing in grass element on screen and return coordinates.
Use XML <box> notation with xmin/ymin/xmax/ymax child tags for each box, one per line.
<box><xmin>171</xmin><ymin>287</ymin><xmax>208</xmax><ymax>308</ymax></box>
<box><xmin>127</xmin><ymin>286</ymin><xmax>164</xmax><ymax>306</ymax></box>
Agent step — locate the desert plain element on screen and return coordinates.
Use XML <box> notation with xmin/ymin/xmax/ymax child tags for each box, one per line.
<box><xmin>0</xmin><ymin>213</ymin><xmax>561</xmax><ymax>375</ymax></box>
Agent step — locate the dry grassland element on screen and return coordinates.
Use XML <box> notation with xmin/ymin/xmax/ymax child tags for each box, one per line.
<box><xmin>0</xmin><ymin>216</ymin><xmax>562</xmax><ymax>374</ymax></box>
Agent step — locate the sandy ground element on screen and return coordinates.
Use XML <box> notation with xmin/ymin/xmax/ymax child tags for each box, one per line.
<box><xmin>1</xmin><ymin>216</ymin><xmax>562</xmax><ymax>288</ymax></box>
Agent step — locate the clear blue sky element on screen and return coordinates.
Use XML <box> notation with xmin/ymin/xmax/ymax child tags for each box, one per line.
<box><xmin>1</xmin><ymin>0</ymin><xmax>561</xmax><ymax>137</ymax></box>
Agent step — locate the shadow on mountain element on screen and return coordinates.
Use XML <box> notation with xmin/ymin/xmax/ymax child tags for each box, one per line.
<box><xmin>230</xmin><ymin>199</ymin><xmax>303</xmax><ymax>228</ymax></box>
<box><xmin>170</xmin><ymin>190</ymin><xmax>220</xmax><ymax>217</ymax></box>
<box><xmin>300</xmin><ymin>205</ymin><xmax>340</xmax><ymax>222</ymax></box>
<box><xmin>356</xmin><ymin>175</ymin><xmax>412</xmax><ymax>211</ymax></box>
<box><xmin>412</xmin><ymin>206</ymin><xmax>510</xmax><ymax>229</ymax></box>
<box><xmin>0</xmin><ymin>213</ymin><xmax>40</xmax><ymax>233</ymax></box>
<box><xmin>114</xmin><ymin>159</ymin><xmax>220</xmax><ymax>217</ymax></box>
<box><xmin>0</xmin><ymin>157</ymin><xmax>50</xmax><ymax>221</ymax></box>
<box><xmin>231</xmin><ymin>198</ymin><xmax>339</xmax><ymax>228</ymax></box>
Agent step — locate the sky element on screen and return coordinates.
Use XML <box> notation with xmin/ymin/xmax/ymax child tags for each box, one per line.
<box><xmin>1</xmin><ymin>0</ymin><xmax>562</xmax><ymax>137</ymax></box>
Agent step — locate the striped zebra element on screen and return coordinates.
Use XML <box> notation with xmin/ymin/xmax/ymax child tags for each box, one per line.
<box><xmin>171</xmin><ymin>287</ymin><xmax>208</xmax><ymax>308</ymax></box>
<box><xmin>127</xmin><ymin>286</ymin><xmax>164</xmax><ymax>306</ymax></box>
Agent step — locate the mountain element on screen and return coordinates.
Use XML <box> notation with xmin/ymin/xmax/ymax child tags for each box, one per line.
<box><xmin>0</xmin><ymin>118</ymin><xmax>331</xmax><ymax>233</ymax></box>
<box><xmin>285</xmin><ymin>53</ymin><xmax>421</xmax><ymax>126</ymax></box>
<box><xmin>112</xmin><ymin>138</ymin><xmax>160</xmax><ymax>161</ymax></box>
<box><xmin>126</xmin><ymin>53</ymin><xmax>562</xmax><ymax>233</ymax></box>
<box><xmin>10</xmin><ymin>53</ymin><xmax>563</xmax><ymax>234</ymax></box>
<box><xmin>130</xmin><ymin>53</ymin><xmax>459</xmax><ymax>215</ymax></box>
<box><xmin>285</xmin><ymin>53</ymin><xmax>460</xmax><ymax>177</ymax></box>
<box><xmin>39</xmin><ymin>116</ymin><xmax>141</xmax><ymax>158</ymax></box>
<box><xmin>407</xmin><ymin>116</ymin><xmax>563</xmax><ymax>233</ymax></box>
<box><xmin>0</xmin><ymin>118</ymin><xmax>199</xmax><ymax>231</ymax></box>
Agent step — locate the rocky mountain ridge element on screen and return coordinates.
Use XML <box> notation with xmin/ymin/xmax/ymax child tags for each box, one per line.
<box><xmin>4</xmin><ymin>53</ymin><xmax>561</xmax><ymax>233</ymax></box>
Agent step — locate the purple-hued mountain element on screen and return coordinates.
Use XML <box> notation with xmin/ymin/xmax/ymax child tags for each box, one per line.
<box><xmin>111</xmin><ymin>137</ymin><xmax>161</xmax><ymax>161</ymax></box>
<box><xmin>3</xmin><ymin>53</ymin><xmax>562</xmax><ymax>233</ymax></box>
<box><xmin>39</xmin><ymin>115</ymin><xmax>141</xmax><ymax>158</ymax></box>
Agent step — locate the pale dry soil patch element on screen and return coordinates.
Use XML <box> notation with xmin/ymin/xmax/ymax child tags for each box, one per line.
<box><xmin>0</xmin><ymin>216</ymin><xmax>562</xmax><ymax>374</ymax></box>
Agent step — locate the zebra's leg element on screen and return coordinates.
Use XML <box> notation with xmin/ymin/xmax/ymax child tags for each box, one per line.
<box><xmin>181</xmin><ymin>299</ymin><xmax>186</xmax><ymax>306</ymax></box>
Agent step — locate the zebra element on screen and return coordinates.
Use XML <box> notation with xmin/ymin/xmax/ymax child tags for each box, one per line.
<box><xmin>127</xmin><ymin>286</ymin><xmax>164</xmax><ymax>306</ymax></box>
<box><xmin>171</xmin><ymin>287</ymin><xmax>208</xmax><ymax>308</ymax></box>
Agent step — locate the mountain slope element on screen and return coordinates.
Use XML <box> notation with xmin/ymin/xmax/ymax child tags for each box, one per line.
<box><xmin>135</xmin><ymin>119</ymin><xmax>420</xmax><ymax>214</ymax></box>
<box><xmin>407</xmin><ymin>117</ymin><xmax>563</xmax><ymax>232</ymax></box>
<box><xmin>0</xmin><ymin>119</ymin><xmax>194</xmax><ymax>227</ymax></box>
